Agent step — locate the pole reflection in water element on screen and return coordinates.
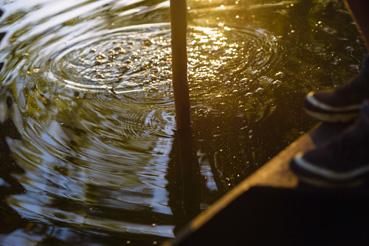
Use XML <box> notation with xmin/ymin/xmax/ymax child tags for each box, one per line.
<box><xmin>0</xmin><ymin>0</ymin><xmax>366</xmax><ymax>244</ymax></box>
<box><xmin>168</xmin><ymin>128</ymin><xmax>201</xmax><ymax>234</ymax></box>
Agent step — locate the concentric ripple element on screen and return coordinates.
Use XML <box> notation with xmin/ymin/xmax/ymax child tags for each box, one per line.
<box><xmin>3</xmin><ymin>21</ymin><xmax>282</xmax><ymax>243</ymax></box>
<box><xmin>27</xmin><ymin>23</ymin><xmax>280</xmax><ymax>105</ymax></box>
<box><xmin>49</xmin><ymin>24</ymin><xmax>173</xmax><ymax>97</ymax></box>
<box><xmin>0</xmin><ymin>1</ymin><xmax>286</xmax><ymax>244</ymax></box>
<box><xmin>0</xmin><ymin>0</ymin><xmax>365</xmax><ymax>244</ymax></box>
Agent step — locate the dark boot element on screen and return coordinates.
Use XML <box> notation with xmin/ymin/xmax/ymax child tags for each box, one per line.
<box><xmin>291</xmin><ymin>101</ymin><xmax>369</xmax><ymax>187</ymax></box>
<box><xmin>304</xmin><ymin>55</ymin><xmax>369</xmax><ymax>122</ymax></box>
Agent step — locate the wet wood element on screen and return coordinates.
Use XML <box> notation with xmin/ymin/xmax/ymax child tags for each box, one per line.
<box><xmin>166</xmin><ymin>122</ymin><xmax>354</xmax><ymax>245</ymax></box>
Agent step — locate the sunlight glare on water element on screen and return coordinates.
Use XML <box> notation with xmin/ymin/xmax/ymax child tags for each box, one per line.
<box><xmin>0</xmin><ymin>0</ymin><xmax>365</xmax><ymax>245</ymax></box>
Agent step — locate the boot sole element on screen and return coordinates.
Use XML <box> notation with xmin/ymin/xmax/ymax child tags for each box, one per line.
<box><xmin>305</xmin><ymin>92</ymin><xmax>361</xmax><ymax>123</ymax></box>
<box><xmin>304</xmin><ymin>93</ymin><xmax>361</xmax><ymax>122</ymax></box>
<box><xmin>290</xmin><ymin>153</ymin><xmax>369</xmax><ymax>188</ymax></box>
<box><xmin>304</xmin><ymin>109</ymin><xmax>358</xmax><ymax>123</ymax></box>
<box><xmin>306</xmin><ymin>92</ymin><xmax>361</xmax><ymax>112</ymax></box>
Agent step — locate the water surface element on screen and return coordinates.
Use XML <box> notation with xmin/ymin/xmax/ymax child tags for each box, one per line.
<box><xmin>0</xmin><ymin>0</ymin><xmax>365</xmax><ymax>245</ymax></box>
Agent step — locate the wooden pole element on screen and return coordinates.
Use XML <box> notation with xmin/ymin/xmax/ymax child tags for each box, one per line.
<box><xmin>170</xmin><ymin>0</ymin><xmax>191</xmax><ymax>130</ymax></box>
<box><xmin>169</xmin><ymin>0</ymin><xmax>200</xmax><ymax>221</ymax></box>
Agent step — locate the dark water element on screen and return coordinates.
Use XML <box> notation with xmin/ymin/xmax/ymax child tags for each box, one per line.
<box><xmin>0</xmin><ymin>0</ymin><xmax>365</xmax><ymax>245</ymax></box>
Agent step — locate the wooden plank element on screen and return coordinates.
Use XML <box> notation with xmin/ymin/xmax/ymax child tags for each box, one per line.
<box><xmin>165</xmin><ymin>122</ymin><xmax>352</xmax><ymax>245</ymax></box>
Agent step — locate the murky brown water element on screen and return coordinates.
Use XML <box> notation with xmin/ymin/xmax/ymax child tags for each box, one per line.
<box><xmin>0</xmin><ymin>0</ymin><xmax>365</xmax><ymax>245</ymax></box>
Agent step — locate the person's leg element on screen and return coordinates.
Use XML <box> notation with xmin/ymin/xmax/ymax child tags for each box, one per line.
<box><xmin>290</xmin><ymin>2</ymin><xmax>369</xmax><ymax>186</ymax></box>
<box><xmin>345</xmin><ymin>0</ymin><xmax>369</xmax><ymax>51</ymax></box>
<box><xmin>291</xmin><ymin>101</ymin><xmax>369</xmax><ymax>187</ymax></box>
<box><xmin>303</xmin><ymin>1</ymin><xmax>369</xmax><ymax>123</ymax></box>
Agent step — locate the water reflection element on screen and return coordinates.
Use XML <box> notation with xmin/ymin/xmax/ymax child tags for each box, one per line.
<box><xmin>0</xmin><ymin>0</ymin><xmax>365</xmax><ymax>244</ymax></box>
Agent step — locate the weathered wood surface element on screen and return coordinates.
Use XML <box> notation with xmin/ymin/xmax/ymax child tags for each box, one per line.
<box><xmin>188</xmin><ymin>123</ymin><xmax>349</xmax><ymax>232</ymax></box>
<box><xmin>165</xmin><ymin>122</ymin><xmax>369</xmax><ymax>246</ymax></box>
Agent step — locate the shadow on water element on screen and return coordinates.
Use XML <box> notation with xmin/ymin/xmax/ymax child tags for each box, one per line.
<box><xmin>0</xmin><ymin>8</ymin><xmax>25</xmax><ymax>235</ymax></box>
<box><xmin>0</xmin><ymin>9</ymin><xmax>4</xmax><ymax>73</ymax></box>
<box><xmin>0</xmin><ymin>0</ymin><xmax>367</xmax><ymax>245</ymax></box>
<box><xmin>0</xmin><ymin>22</ymin><xmax>30</xmax><ymax>241</ymax></box>
<box><xmin>0</xmin><ymin>103</ymin><xmax>26</xmax><ymax>235</ymax></box>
